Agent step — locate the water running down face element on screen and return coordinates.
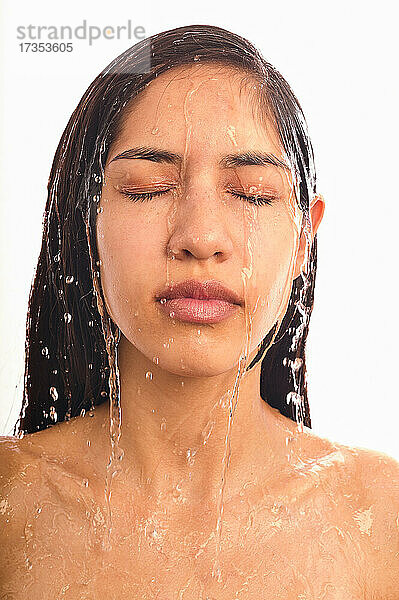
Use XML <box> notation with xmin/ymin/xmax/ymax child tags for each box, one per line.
<box><xmin>96</xmin><ymin>62</ymin><xmax>324</xmax><ymax>378</ymax></box>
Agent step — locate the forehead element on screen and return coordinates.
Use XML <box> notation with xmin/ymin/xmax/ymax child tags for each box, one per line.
<box><xmin>110</xmin><ymin>63</ymin><xmax>283</xmax><ymax>156</ymax></box>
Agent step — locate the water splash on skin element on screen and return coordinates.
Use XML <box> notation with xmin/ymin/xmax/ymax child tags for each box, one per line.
<box><xmin>42</xmin><ymin>62</ymin><xmax>322</xmax><ymax>595</ymax></box>
<box><xmin>158</xmin><ymin>72</ymin><xmax>256</xmax><ymax>584</ymax></box>
<box><xmin>211</xmin><ymin>200</ymin><xmax>258</xmax><ymax>581</ymax></box>
<box><xmin>5</xmin><ymin>39</ymin><xmax>394</xmax><ymax>599</ymax></box>
<box><xmin>131</xmin><ymin>70</ymin><xmax>316</xmax><ymax>587</ymax></box>
<box><xmin>353</xmin><ymin>507</ymin><xmax>373</xmax><ymax>536</ymax></box>
<box><xmin>85</xmin><ymin>209</ymin><xmax>124</xmax><ymax>551</ymax></box>
<box><xmin>212</xmin><ymin>355</ymin><xmax>249</xmax><ymax>582</ymax></box>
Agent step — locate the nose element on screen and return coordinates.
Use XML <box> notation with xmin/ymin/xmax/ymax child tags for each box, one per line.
<box><xmin>166</xmin><ymin>176</ymin><xmax>234</xmax><ymax>263</ymax></box>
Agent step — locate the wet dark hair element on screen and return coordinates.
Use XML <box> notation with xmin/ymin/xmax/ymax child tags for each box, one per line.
<box><xmin>15</xmin><ymin>24</ymin><xmax>318</xmax><ymax>436</ymax></box>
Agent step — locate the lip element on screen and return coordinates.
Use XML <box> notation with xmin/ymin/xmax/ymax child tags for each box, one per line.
<box><xmin>155</xmin><ymin>279</ymin><xmax>242</xmax><ymax>324</ymax></box>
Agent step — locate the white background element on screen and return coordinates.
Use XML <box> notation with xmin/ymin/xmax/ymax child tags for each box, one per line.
<box><xmin>0</xmin><ymin>0</ymin><xmax>398</xmax><ymax>461</ymax></box>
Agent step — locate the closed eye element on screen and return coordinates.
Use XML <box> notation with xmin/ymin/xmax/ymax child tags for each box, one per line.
<box><xmin>121</xmin><ymin>189</ymin><xmax>170</xmax><ymax>202</ymax></box>
<box><xmin>228</xmin><ymin>190</ymin><xmax>276</xmax><ymax>206</ymax></box>
<box><xmin>119</xmin><ymin>188</ymin><xmax>276</xmax><ymax>206</ymax></box>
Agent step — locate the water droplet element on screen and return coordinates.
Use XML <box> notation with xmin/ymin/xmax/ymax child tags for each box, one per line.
<box><xmin>41</xmin><ymin>347</ymin><xmax>49</xmax><ymax>357</ymax></box>
<box><xmin>160</xmin><ymin>419</ymin><xmax>166</xmax><ymax>431</ymax></box>
<box><xmin>201</xmin><ymin>420</ymin><xmax>214</xmax><ymax>444</ymax></box>
<box><xmin>49</xmin><ymin>386</ymin><xmax>58</xmax><ymax>402</ymax></box>
<box><xmin>97</xmin><ymin>206</ymin><xmax>103</xmax><ymax>214</ymax></box>
<box><xmin>49</xmin><ymin>406</ymin><xmax>58</xmax><ymax>422</ymax></box>
<box><xmin>186</xmin><ymin>448</ymin><xmax>197</xmax><ymax>465</ymax></box>
<box><xmin>151</xmin><ymin>126</ymin><xmax>159</xmax><ymax>135</ymax></box>
<box><xmin>152</xmin><ymin>356</ymin><xmax>159</xmax><ymax>365</ymax></box>
<box><xmin>88</xmin><ymin>320</ymin><xmax>94</xmax><ymax>327</ymax></box>
<box><xmin>291</xmin><ymin>358</ymin><xmax>303</xmax><ymax>371</ymax></box>
<box><xmin>64</xmin><ymin>313</ymin><xmax>72</xmax><ymax>324</ymax></box>
<box><xmin>169</xmin><ymin>311</ymin><xmax>175</xmax><ymax>318</ymax></box>
<box><xmin>159</xmin><ymin>298</ymin><xmax>167</xmax><ymax>305</ymax></box>
<box><xmin>65</xmin><ymin>275</ymin><xmax>74</xmax><ymax>284</ymax></box>
<box><xmin>54</xmin><ymin>253</ymin><xmax>60</xmax><ymax>262</ymax></box>
<box><xmin>145</xmin><ymin>371</ymin><xmax>153</xmax><ymax>381</ymax></box>
<box><xmin>286</xmin><ymin>391</ymin><xmax>302</xmax><ymax>406</ymax></box>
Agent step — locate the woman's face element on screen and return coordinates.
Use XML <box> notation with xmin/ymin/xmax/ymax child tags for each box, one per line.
<box><xmin>97</xmin><ymin>63</ymin><xmax>310</xmax><ymax>376</ymax></box>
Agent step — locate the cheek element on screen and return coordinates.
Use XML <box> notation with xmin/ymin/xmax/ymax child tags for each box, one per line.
<box><xmin>95</xmin><ymin>208</ymin><xmax>163</xmax><ymax>314</ymax></box>
<box><xmin>245</xmin><ymin>213</ymin><xmax>299</xmax><ymax>329</ymax></box>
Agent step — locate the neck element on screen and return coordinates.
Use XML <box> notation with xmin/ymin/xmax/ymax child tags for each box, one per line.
<box><xmin>99</xmin><ymin>334</ymin><xmax>294</xmax><ymax>505</ymax></box>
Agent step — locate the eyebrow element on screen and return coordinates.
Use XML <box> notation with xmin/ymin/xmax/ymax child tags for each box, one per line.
<box><xmin>108</xmin><ymin>146</ymin><xmax>290</xmax><ymax>171</ymax></box>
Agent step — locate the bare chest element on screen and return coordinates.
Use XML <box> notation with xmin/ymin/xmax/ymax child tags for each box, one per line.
<box><xmin>3</xmin><ymin>482</ymin><xmax>368</xmax><ymax>599</ymax></box>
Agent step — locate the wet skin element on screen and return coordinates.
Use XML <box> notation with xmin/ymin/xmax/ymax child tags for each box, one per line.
<box><xmin>1</xmin><ymin>410</ymin><xmax>399</xmax><ymax>598</ymax></box>
<box><xmin>1</xmin><ymin>63</ymin><xmax>399</xmax><ymax>598</ymax></box>
<box><xmin>94</xmin><ymin>61</ymin><xmax>325</xmax><ymax>504</ymax></box>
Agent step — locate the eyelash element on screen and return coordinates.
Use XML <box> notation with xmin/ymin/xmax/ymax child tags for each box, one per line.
<box><xmin>120</xmin><ymin>189</ymin><xmax>276</xmax><ymax>207</ymax></box>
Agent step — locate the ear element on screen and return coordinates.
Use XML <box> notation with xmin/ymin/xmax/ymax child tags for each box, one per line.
<box><xmin>293</xmin><ymin>194</ymin><xmax>325</xmax><ymax>280</ymax></box>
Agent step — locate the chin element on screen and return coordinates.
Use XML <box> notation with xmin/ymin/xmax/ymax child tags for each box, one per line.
<box><xmin>155</xmin><ymin>349</ymin><xmax>245</xmax><ymax>378</ymax></box>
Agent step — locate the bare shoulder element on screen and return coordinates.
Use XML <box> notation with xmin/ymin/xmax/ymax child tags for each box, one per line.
<box><xmin>0</xmin><ymin>414</ymin><xmax>105</xmax><ymax>590</ymax></box>
<box><xmin>351</xmin><ymin>446</ymin><xmax>399</xmax><ymax>598</ymax></box>
<box><xmin>0</xmin><ymin>412</ymin><xmax>100</xmax><ymax>521</ymax></box>
<box><xmin>301</xmin><ymin>430</ymin><xmax>399</xmax><ymax>530</ymax></box>
<box><xmin>0</xmin><ymin>434</ymin><xmax>35</xmax><ymax>506</ymax></box>
<box><xmin>313</xmin><ymin>438</ymin><xmax>399</xmax><ymax>598</ymax></box>
<box><xmin>0</xmin><ymin>408</ymin><xmax>108</xmax><ymax>512</ymax></box>
<box><xmin>0</xmin><ymin>430</ymin><xmax>53</xmax><ymax>525</ymax></box>
<box><xmin>0</xmin><ymin>434</ymin><xmax>39</xmax><ymax>578</ymax></box>
<box><xmin>292</xmin><ymin>430</ymin><xmax>399</xmax><ymax>596</ymax></box>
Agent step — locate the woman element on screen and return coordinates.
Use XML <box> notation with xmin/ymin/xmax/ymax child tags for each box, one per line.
<box><xmin>1</xmin><ymin>24</ymin><xmax>398</xmax><ymax>599</ymax></box>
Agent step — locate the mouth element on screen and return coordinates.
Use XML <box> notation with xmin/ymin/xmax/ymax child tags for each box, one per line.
<box><xmin>155</xmin><ymin>279</ymin><xmax>242</xmax><ymax>324</ymax></box>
